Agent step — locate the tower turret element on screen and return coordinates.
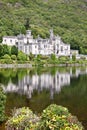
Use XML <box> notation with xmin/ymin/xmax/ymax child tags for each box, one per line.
<box><xmin>49</xmin><ymin>29</ymin><xmax>54</xmax><ymax>39</ymax></box>
<box><xmin>26</xmin><ymin>30</ymin><xmax>32</xmax><ymax>38</ymax></box>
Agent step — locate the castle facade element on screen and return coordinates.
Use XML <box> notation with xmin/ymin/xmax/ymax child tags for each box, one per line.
<box><xmin>2</xmin><ymin>29</ymin><xmax>70</xmax><ymax>57</ymax></box>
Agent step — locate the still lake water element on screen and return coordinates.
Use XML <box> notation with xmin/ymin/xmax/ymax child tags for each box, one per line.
<box><xmin>0</xmin><ymin>67</ymin><xmax>87</xmax><ymax>129</ymax></box>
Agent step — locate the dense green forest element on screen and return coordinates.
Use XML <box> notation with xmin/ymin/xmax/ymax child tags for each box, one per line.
<box><xmin>0</xmin><ymin>0</ymin><xmax>87</xmax><ymax>54</ymax></box>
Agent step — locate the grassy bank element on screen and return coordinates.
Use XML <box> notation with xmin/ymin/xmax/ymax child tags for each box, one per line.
<box><xmin>0</xmin><ymin>54</ymin><xmax>87</xmax><ymax>68</ymax></box>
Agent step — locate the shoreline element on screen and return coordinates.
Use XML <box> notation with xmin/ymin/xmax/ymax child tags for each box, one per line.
<box><xmin>0</xmin><ymin>63</ymin><xmax>87</xmax><ymax>68</ymax></box>
<box><xmin>0</xmin><ymin>64</ymin><xmax>32</xmax><ymax>68</ymax></box>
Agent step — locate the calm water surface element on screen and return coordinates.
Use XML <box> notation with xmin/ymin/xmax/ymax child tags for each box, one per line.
<box><xmin>0</xmin><ymin>67</ymin><xmax>87</xmax><ymax>129</ymax></box>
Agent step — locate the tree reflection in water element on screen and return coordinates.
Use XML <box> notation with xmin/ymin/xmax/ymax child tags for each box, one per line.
<box><xmin>0</xmin><ymin>67</ymin><xmax>87</xmax><ymax>129</ymax></box>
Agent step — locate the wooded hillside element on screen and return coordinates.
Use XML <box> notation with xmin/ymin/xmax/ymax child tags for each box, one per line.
<box><xmin>0</xmin><ymin>0</ymin><xmax>87</xmax><ymax>54</ymax></box>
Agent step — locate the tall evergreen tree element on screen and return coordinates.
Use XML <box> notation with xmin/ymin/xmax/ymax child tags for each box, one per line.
<box><xmin>25</xmin><ymin>18</ymin><xmax>30</xmax><ymax>30</ymax></box>
<box><xmin>3</xmin><ymin>45</ymin><xmax>10</xmax><ymax>55</ymax></box>
<box><xmin>0</xmin><ymin>45</ymin><xmax>3</xmax><ymax>57</ymax></box>
<box><xmin>11</xmin><ymin>46</ymin><xmax>18</xmax><ymax>56</ymax></box>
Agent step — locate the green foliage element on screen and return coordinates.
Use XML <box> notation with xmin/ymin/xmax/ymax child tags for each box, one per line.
<box><xmin>0</xmin><ymin>44</ymin><xmax>29</xmax><ymax>63</ymax></box>
<box><xmin>72</xmin><ymin>55</ymin><xmax>76</xmax><ymax>61</ymax></box>
<box><xmin>0</xmin><ymin>0</ymin><xmax>87</xmax><ymax>53</ymax></box>
<box><xmin>11</xmin><ymin>55</ymin><xmax>17</xmax><ymax>60</ymax></box>
<box><xmin>6</xmin><ymin>105</ymin><xmax>84</xmax><ymax>130</ymax></box>
<box><xmin>47</xmin><ymin>54</ymin><xmax>58</xmax><ymax>64</ymax></box>
<box><xmin>58</xmin><ymin>56</ymin><xmax>70</xmax><ymax>63</ymax></box>
<box><xmin>25</xmin><ymin>18</ymin><xmax>30</xmax><ymax>30</ymax></box>
<box><xmin>38</xmin><ymin>104</ymin><xmax>83</xmax><ymax>130</ymax></box>
<box><xmin>40</xmin><ymin>55</ymin><xmax>49</xmax><ymax>60</ymax></box>
<box><xmin>59</xmin><ymin>56</ymin><xmax>69</xmax><ymax>61</ymax></box>
<box><xmin>11</xmin><ymin>46</ymin><xmax>18</xmax><ymax>56</ymax></box>
<box><xmin>6</xmin><ymin>107</ymin><xmax>40</xmax><ymax>130</ymax></box>
<box><xmin>51</xmin><ymin>54</ymin><xmax>56</xmax><ymax>61</ymax></box>
<box><xmin>0</xmin><ymin>45</ymin><xmax>4</xmax><ymax>57</ymax></box>
<box><xmin>17</xmin><ymin>51</ymin><xmax>27</xmax><ymax>61</ymax></box>
<box><xmin>1</xmin><ymin>54</ymin><xmax>13</xmax><ymax>64</ymax></box>
<box><xmin>0</xmin><ymin>87</ymin><xmax>6</xmax><ymax>122</ymax></box>
<box><xmin>36</xmin><ymin>54</ymin><xmax>42</xmax><ymax>61</ymax></box>
<box><xmin>34</xmin><ymin>54</ymin><xmax>47</xmax><ymax>66</ymax></box>
<box><xmin>0</xmin><ymin>44</ymin><xmax>10</xmax><ymax>57</ymax></box>
<box><xmin>0</xmin><ymin>59</ymin><xmax>13</xmax><ymax>64</ymax></box>
<box><xmin>3</xmin><ymin>44</ymin><xmax>10</xmax><ymax>55</ymax></box>
<box><xmin>2</xmin><ymin>54</ymin><xmax>11</xmax><ymax>59</ymax></box>
<box><xmin>29</xmin><ymin>52</ymin><xmax>34</xmax><ymax>61</ymax></box>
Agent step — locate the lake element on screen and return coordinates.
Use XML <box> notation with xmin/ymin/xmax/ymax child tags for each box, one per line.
<box><xmin>0</xmin><ymin>66</ymin><xmax>87</xmax><ymax>129</ymax></box>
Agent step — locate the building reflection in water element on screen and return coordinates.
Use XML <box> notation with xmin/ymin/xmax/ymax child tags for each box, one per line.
<box><xmin>2</xmin><ymin>68</ymin><xmax>87</xmax><ymax>99</ymax></box>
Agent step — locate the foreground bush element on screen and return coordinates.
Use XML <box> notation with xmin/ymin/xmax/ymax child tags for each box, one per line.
<box><xmin>0</xmin><ymin>87</ymin><xmax>6</xmax><ymax>122</ymax></box>
<box><xmin>38</xmin><ymin>104</ymin><xmax>84</xmax><ymax>130</ymax></box>
<box><xmin>6</xmin><ymin>104</ymin><xmax>84</xmax><ymax>130</ymax></box>
<box><xmin>6</xmin><ymin>107</ymin><xmax>40</xmax><ymax>130</ymax></box>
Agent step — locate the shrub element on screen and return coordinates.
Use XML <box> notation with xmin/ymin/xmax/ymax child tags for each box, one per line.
<box><xmin>36</xmin><ymin>54</ymin><xmax>41</xmax><ymax>62</ymax></box>
<box><xmin>29</xmin><ymin>53</ymin><xmax>35</xmax><ymax>61</ymax></box>
<box><xmin>38</xmin><ymin>104</ymin><xmax>84</xmax><ymax>130</ymax></box>
<box><xmin>2</xmin><ymin>54</ymin><xmax>11</xmax><ymax>59</ymax></box>
<box><xmin>0</xmin><ymin>87</ymin><xmax>6</xmax><ymax>122</ymax></box>
<box><xmin>6</xmin><ymin>107</ymin><xmax>40</xmax><ymax>130</ymax></box>
<box><xmin>11</xmin><ymin>46</ymin><xmax>18</xmax><ymax>56</ymax></box>
<box><xmin>0</xmin><ymin>59</ymin><xmax>13</xmax><ymax>64</ymax></box>
<box><xmin>40</xmin><ymin>55</ymin><xmax>49</xmax><ymax>60</ymax></box>
<box><xmin>72</xmin><ymin>55</ymin><xmax>76</xmax><ymax>61</ymax></box>
<box><xmin>47</xmin><ymin>58</ymin><xmax>59</xmax><ymax>64</ymax></box>
<box><xmin>34</xmin><ymin>59</ymin><xmax>45</xmax><ymax>66</ymax></box>
<box><xmin>11</xmin><ymin>55</ymin><xmax>17</xmax><ymax>60</ymax></box>
<box><xmin>50</xmin><ymin>54</ymin><xmax>56</xmax><ymax>61</ymax></box>
<box><xmin>6</xmin><ymin>105</ymin><xmax>84</xmax><ymax>130</ymax></box>
<box><xmin>17</xmin><ymin>51</ymin><xmax>27</xmax><ymax>61</ymax></box>
<box><xmin>58</xmin><ymin>56</ymin><xmax>69</xmax><ymax>63</ymax></box>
